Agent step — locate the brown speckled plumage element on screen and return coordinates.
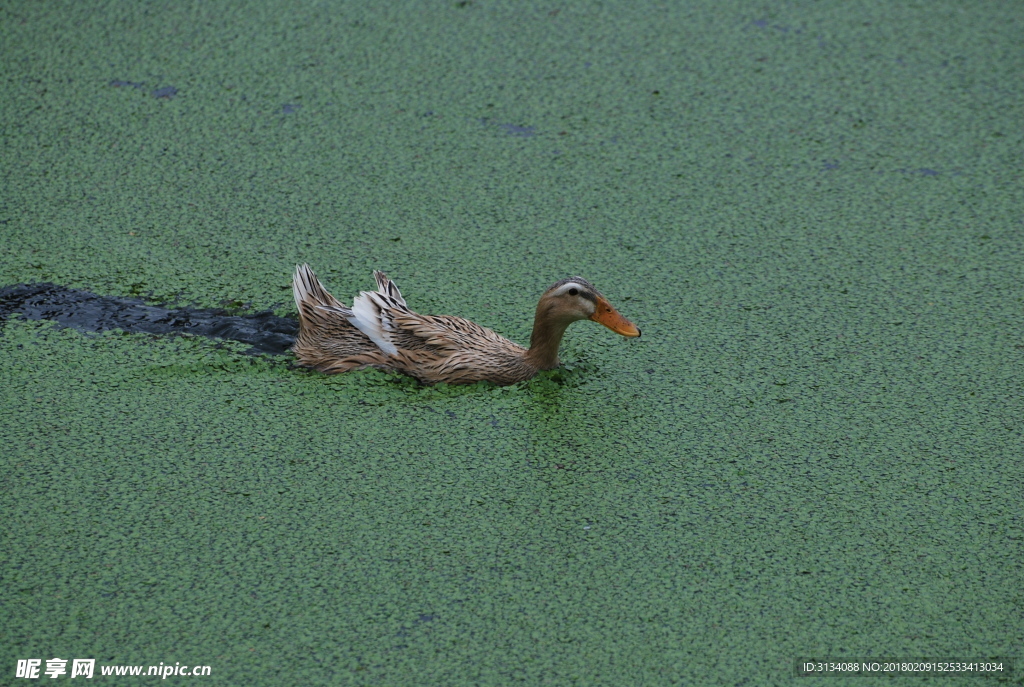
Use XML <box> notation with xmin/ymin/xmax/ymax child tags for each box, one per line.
<box><xmin>291</xmin><ymin>265</ymin><xmax>640</xmax><ymax>385</ymax></box>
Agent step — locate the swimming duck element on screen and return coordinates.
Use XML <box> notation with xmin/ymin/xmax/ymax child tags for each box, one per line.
<box><xmin>291</xmin><ymin>264</ymin><xmax>640</xmax><ymax>385</ymax></box>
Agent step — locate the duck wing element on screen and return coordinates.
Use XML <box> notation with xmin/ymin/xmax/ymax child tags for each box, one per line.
<box><xmin>390</xmin><ymin>312</ymin><xmax>516</xmax><ymax>354</ymax></box>
<box><xmin>387</xmin><ymin>312</ymin><xmax>532</xmax><ymax>384</ymax></box>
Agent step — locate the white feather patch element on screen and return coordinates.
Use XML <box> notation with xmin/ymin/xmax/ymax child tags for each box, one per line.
<box><xmin>347</xmin><ymin>292</ymin><xmax>399</xmax><ymax>356</ymax></box>
<box><xmin>551</xmin><ymin>282</ymin><xmax>597</xmax><ymax>315</ymax></box>
<box><xmin>551</xmin><ymin>281</ymin><xmax>587</xmax><ymax>297</ymax></box>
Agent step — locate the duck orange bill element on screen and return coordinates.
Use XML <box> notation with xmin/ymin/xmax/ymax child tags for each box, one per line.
<box><xmin>590</xmin><ymin>298</ymin><xmax>642</xmax><ymax>337</ymax></box>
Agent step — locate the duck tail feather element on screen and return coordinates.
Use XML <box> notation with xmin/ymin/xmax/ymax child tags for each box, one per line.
<box><xmin>373</xmin><ymin>270</ymin><xmax>407</xmax><ymax>307</ymax></box>
<box><xmin>293</xmin><ymin>264</ymin><xmax>344</xmax><ymax>311</ymax></box>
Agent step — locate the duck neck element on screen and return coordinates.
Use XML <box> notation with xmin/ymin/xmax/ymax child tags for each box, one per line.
<box><xmin>525</xmin><ymin>308</ymin><xmax>571</xmax><ymax>370</ymax></box>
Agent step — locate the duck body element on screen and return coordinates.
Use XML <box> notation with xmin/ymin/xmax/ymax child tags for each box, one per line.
<box><xmin>291</xmin><ymin>265</ymin><xmax>639</xmax><ymax>385</ymax></box>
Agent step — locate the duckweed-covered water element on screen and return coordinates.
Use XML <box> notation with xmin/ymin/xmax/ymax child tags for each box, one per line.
<box><xmin>2</xmin><ymin>2</ymin><xmax>1022</xmax><ymax>684</ymax></box>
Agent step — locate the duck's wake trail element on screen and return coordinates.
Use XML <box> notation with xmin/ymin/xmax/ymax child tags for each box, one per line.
<box><xmin>0</xmin><ymin>283</ymin><xmax>297</xmax><ymax>355</ymax></box>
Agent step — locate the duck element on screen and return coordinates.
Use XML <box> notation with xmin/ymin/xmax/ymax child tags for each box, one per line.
<box><xmin>290</xmin><ymin>264</ymin><xmax>640</xmax><ymax>385</ymax></box>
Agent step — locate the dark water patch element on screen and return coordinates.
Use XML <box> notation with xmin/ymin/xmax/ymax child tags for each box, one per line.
<box><xmin>0</xmin><ymin>283</ymin><xmax>297</xmax><ymax>355</ymax></box>
<box><xmin>477</xmin><ymin>118</ymin><xmax>537</xmax><ymax>137</ymax></box>
<box><xmin>109</xmin><ymin>81</ymin><xmax>179</xmax><ymax>99</ymax></box>
<box><xmin>281</xmin><ymin>103</ymin><xmax>300</xmax><ymax>114</ymax></box>
<box><xmin>751</xmin><ymin>19</ymin><xmax>799</xmax><ymax>33</ymax></box>
<box><xmin>152</xmin><ymin>86</ymin><xmax>178</xmax><ymax>99</ymax></box>
<box><xmin>499</xmin><ymin>123</ymin><xmax>535</xmax><ymax>137</ymax></box>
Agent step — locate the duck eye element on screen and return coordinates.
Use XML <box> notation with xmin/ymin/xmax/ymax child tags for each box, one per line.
<box><xmin>568</xmin><ymin>288</ymin><xmax>579</xmax><ymax>296</ymax></box>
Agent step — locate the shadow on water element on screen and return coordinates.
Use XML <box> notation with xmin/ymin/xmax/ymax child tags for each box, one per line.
<box><xmin>0</xmin><ymin>283</ymin><xmax>297</xmax><ymax>355</ymax></box>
